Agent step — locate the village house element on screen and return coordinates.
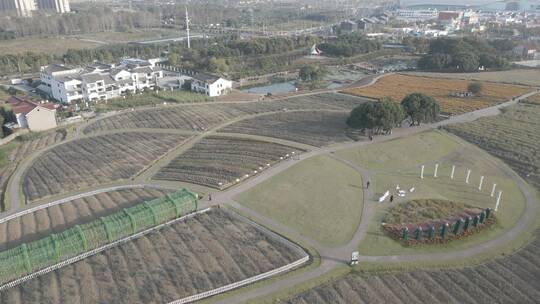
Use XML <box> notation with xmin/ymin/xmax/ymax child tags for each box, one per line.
<box><xmin>190</xmin><ymin>72</ymin><xmax>233</xmax><ymax>97</ymax></box>
<box><xmin>8</xmin><ymin>96</ymin><xmax>58</xmax><ymax>131</ymax></box>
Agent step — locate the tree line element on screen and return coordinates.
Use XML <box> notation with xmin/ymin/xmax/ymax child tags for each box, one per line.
<box><xmin>347</xmin><ymin>93</ymin><xmax>440</xmax><ymax>134</ymax></box>
<box><xmin>418</xmin><ymin>38</ymin><xmax>510</xmax><ymax>72</ymax></box>
<box><xmin>318</xmin><ymin>33</ymin><xmax>382</xmax><ymax>57</ymax></box>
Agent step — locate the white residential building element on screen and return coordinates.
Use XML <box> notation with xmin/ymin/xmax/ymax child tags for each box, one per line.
<box><xmin>190</xmin><ymin>72</ymin><xmax>232</xmax><ymax>97</ymax></box>
<box><xmin>40</xmin><ymin>58</ymin><xmax>164</xmax><ymax>103</ymax></box>
<box><xmin>8</xmin><ymin>96</ymin><xmax>58</xmax><ymax>131</ymax></box>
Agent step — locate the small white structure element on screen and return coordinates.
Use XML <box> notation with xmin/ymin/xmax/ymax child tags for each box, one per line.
<box><xmin>491</xmin><ymin>183</ymin><xmax>497</xmax><ymax>197</ymax></box>
<box><xmin>495</xmin><ymin>190</ymin><xmax>503</xmax><ymax>211</ymax></box>
<box><xmin>190</xmin><ymin>72</ymin><xmax>232</xmax><ymax>97</ymax></box>
<box><xmin>379</xmin><ymin>191</ymin><xmax>390</xmax><ymax>203</ymax></box>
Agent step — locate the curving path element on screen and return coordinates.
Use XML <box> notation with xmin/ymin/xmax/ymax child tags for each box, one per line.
<box><xmin>0</xmin><ymin>79</ymin><xmax>538</xmax><ymax>303</ymax></box>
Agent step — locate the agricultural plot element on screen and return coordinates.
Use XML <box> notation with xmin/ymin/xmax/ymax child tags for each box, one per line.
<box><xmin>154</xmin><ymin>136</ymin><xmax>303</xmax><ymax>188</ymax></box>
<box><xmin>220</xmin><ymin>111</ymin><xmax>358</xmax><ymax>147</ymax></box>
<box><xmin>342</xmin><ymin>74</ymin><xmax>531</xmax><ymax>114</ymax></box>
<box><xmin>446</xmin><ymin>103</ymin><xmax>540</xmax><ymax>190</ymax></box>
<box><xmin>0</xmin><ymin>187</ymin><xmax>169</xmax><ymax>252</ymax></box>
<box><xmin>23</xmin><ymin>132</ymin><xmax>187</xmax><ymax>201</ymax></box>
<box><xmin>288</xmin><ymin>230</ymin><xmax>540</xmax><ymax>304</ymax></box>
<box><xmin>524</xmin><ymin>93</ymin><xmax>540</xmax><ymax>105</ymax></box>
<box><xmin>83</xmin><ymin>93</ymin><xmax>367</xmax><ymax>134</ymax></box>
<box><xmin>406</xmin><ymin>69</ymin><xmax>540</xmax><ymax>87</ymax></box>
<box><xmin>0</xmin><ymin>208</ymin><xmax>306</xmax><ymax>304</ymax></box>
<box><xmin>9</xmin><ymin>129</ymin><xmax>67</xmax><ymax>163</ymax></box>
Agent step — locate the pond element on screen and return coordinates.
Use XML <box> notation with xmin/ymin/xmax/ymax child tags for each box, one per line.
<box><xmin>242</xmin><ymin>81</ymin><xmax>297</xmax><ymax>94</ymax></box>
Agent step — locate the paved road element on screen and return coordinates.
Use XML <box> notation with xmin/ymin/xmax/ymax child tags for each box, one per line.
<box><xmin>2</xmin><ymin>78</ymin><xmax>538</xmax><ymax>303</ymax></box>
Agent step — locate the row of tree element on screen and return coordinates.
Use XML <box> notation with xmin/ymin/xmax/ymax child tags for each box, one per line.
<box><xmin>418</xmin><ymin>38</ymin><xmax>509</xmax><ymax>72</ymax></box>
<box><xmin>347</xmin><ymin>93</ymin><xmax>440</xmax><ymax>134</ymax></box>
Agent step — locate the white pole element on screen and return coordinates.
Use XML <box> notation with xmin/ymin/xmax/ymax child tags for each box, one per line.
<box><xmin>420</xmin><ymin>165</ymin><xmax>424</xmax><ymax>179</ymax></box>
<box><xmin>466</xmin><ymin>169</ymin><xmax>471</xmax><ymax>184</ymax></box>
<box><xmin>434</xmin><ymin>164</ymin><xmax>439</xmax><ymax>178</ymax></box>
<box><xmin>495</xmin><ymin>190</ymin><xmax>502</xmax><ymax>211</ymax></box>
<box><xmin>479</xmin><ymin>176</ymin><xmax>484</xmax><ymax>191</ymax></box>
<box><xmin>450</xmin><ymin>165</ymin><xmax>455</xmax><ymax>180</ymax></box>
<box><xmin>491</xmin><ymin>183</ymin><xmax>497</xmax><ymax>197</ymax></box>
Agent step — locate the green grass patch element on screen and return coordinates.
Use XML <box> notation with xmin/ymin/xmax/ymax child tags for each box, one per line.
<box><xmin>235</xmin><ymin>155</ymin><xmax>363</xmax><ymax>247</ymax></box>
<box><xmin>384</xmin><ymin>199</ymin><xmax>470</xmax><ymax>224</ymax></box>
<box><xmin>336</xmin><ymin>130</ymin><xmax>461</xmax><ymax>171</ymax></box>
<box><xmin>358</xmin><ymin>140</ymin><xmax>526</xmax><ymax>256</ymax></box>
<box><xmin>0</xmin><ymin>141</ymin><xmax>19</xmax><ymax>169</ymax></box>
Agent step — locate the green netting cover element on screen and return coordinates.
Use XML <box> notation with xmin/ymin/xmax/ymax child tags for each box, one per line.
<box><xmin>0</xmin><ymin>188</ymin><xmax>197</xmax><ymax>285</ymax></box>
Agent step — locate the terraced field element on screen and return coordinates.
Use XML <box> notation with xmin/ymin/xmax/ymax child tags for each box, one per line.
<box><xmin>83</xmin><ymin>93</ymin><xmax>367</xmax><ymax>134</ymax></box>
<box><xmin>0</xmin><ymin>187</ymin><xmax>169</xmax><ymax>251</ymax></box>
<box><xmin>0</xmin><ymin>208</ymin><xmax>305</xmax><ymax>304</ymax></box>
<box><xmin>154</xmin><ymin>136</ymin><xmax>304</xmax><ymax>188</ymax></box>
<box><xmin>23</xmin><ymin>132</ymin><xmax>187</xmax><ymax>201</ymax></box>
<box><xmin>9</xmin><ymin>129</ymin><xmax>67</xmax><ymax>163</ymax></box>
<box><xmin>220</xmin><ymin>111</ymin><xmax>357</xmax><ymax>147</ymax></box>
<box><xmin>288</xmin><ymin>230</ymin><xmax>540</xmax><ymax>304</ymax></box>
<box><xmin>446</xmin><ymin>102</ymin><xmax>540</xmax><ymax>190</ymax></box>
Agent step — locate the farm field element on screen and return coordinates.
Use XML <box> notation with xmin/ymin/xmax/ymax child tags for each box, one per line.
<box><xmin>446</xmin><ymin>102</ymin><xmax>540</xmax><ymax>191</ymax></box>
<box><xmin>154</xmin><ymin>136</ymin><xmax>304</xmax><ymax>189</ymax></box>
<box><xmin>336</xmin><ymin>131</ymin><xmax>526</xmax><ymax>255</ymax></box>
<box><xmin>0</xmin><ymin>37</ymin><xmax>100</xmax><ymax>55</ymax></box>
<box><xmin>287</xmin><ymin>230</ymin><xmax>540</xmax><ymax>304</ymax></box>
<box><xmin>406</xmin><ymin>69</ymin><xmax>540</xmax><ymax>86</ymax></box>
<box><xmin>220</xmin><ymin>111</ymin><xmax>358</xmax><ymax>147</ymax></box>
<box><xmin>0</xmin><ymin>208</ymin><xmax>305</xmax><ymax>304</ymax></box>
<box><xmin>341</xmin><ymin>74</ymin><xmax>532</xmax><ymax>114</ymax></box>
<box><xmin>9</xmin><ymin>129</ymin><xmax>67</xmax><ymax>163</ymax></box>
<box><xmin>0</xmin><ymin>187</ymin><xmax>168</xmax><ymax>251</ymax></box>
<box><xmin>235</xmin><ymin>155</ymin><xmax>364</xmax><ymax>247</ymax></box>
<box><xmin>72</xmin><ymin>29</ymin><xmax>186</xmax><ymax>43</ymax></box>
<box><xmin>82</xmin><ymin>93</ymin><xmax>368</xmax><ymax>134</ymax></box>
<box><xmin>23</xmin><ymin>132</ymin><xmax>186</xmax><ymax>201</ymax></box>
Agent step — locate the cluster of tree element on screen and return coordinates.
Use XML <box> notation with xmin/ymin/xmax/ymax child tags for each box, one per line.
<box><xmin>299</xmin><ymin>65</ymin><xmax>327</xmax><ymax>82</ymax></box>
<box><xmin>418</xmin><ymin>38</ymin><xmax>508</xmax><ymax>72</ymax></box>
<box><xmin>0</xmin><ymin>30</ymin><xmax>16</xmax><ymax>41</ymax></box>
<box><xmin>203</xmin><ymin>36</ymin><xmax>318</xmax><ymax>57</ymax></box>
<box><xmin>0</xmin><ymin>6</ymin><xmax>159</xmax><ymax>38</ymax></box>
<box><xmin>318</xmin><ymin>33</ymin><xmax>382</xmax><ymax>57</ymax></box>
<box><xmin>347</xmin><ymin>93</ymin><xmax>440</xmax><ymax>134</ymax></box>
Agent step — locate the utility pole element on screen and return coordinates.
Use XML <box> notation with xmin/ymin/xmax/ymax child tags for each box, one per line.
<box><xmin>185</xmin><ymin>6</ymin><xmax>191</xmax><ymax>49</ymax></box>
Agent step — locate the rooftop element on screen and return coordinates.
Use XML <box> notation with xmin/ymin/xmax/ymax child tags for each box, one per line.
<box><xmin>8</xmin><ymin>96</ymin><xmax>57</xmax><ymax>115</ymax></box>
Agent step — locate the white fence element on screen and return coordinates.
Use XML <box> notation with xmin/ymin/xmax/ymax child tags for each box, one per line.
<box><xmin>168</xmin><ymin>208</ymin><xmax>310</xmax><ymax>304</ymax></box>
<box><xmin>0</xmin><ymin>208</ymin><xmax>212</xmax><ymax>291</ymax></box>
<box><xmin>0</xmin><ymin>184</ymin><xmax>152</xmax><ymax>225</ymax></box>
<box><xmin>169</xmin><ymin>256</ymin><xmax>309</xmax><ymax>304</ymax></box>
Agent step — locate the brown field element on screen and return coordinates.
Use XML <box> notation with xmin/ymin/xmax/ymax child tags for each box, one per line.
<box><xmin>0</xmin><ymin>208</ymin><xmax>305</xmax><ymax>304</ymax></box>
<box><xmin>220</xmin><ymin>111</ymin><xmax>359</xmax><ymax>147</ymax></box>
<box><xmin>9</xmin><ymin>129</ymin><xmax>67</xmax><ymax>163</ymax></box>
<box><xmin>0</xmin><ymin>37</ymin><xmax>100</xmax><ymax>55</ymax></box>
<box><xmin>0</xmin><ymin>187</ymin><xmax>168</xmax><ymax>251</ymax></box>
<box><xmin>23</xmin><ymin>132</ymin><xmax>186</xmax><ymax>201</ymax></box>
<box><xmin>154</xmin><ymin>136</ymin><xmax>304</xmax><ymax>189</ymax></box>
<box><xmin>288</xmin><ymin>230</ymin><xmax>540</xmax><ymax>304</ymax></box>
<box><xmin>82</xmin><ymin>93</ymin><xmax>367</xmax><ymax>134</ymax></box>
<box><xmin>406</xmin><ymin>69</ymin><xmax>540</xmax><ymax>87</ymax></box>
<box><xmin>342</xmin><ymin>74</ymin><xmax>531</xmax><ymax>114</ymax></box>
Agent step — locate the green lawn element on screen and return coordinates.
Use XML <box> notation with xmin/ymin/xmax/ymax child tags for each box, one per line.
<box><xmin>338</xmin><ymin>131</ymin><xmax>528</xmax><ymax>256</ymax></box>
<box><xmin>235</xmin><ymin>155</ymin><xmax>363</xmax><ymax>247</ymax></box>
<box><xmin>336</xmin><ymin>131</ymin><xmax>462</xmax><ymax>171</ymax></box>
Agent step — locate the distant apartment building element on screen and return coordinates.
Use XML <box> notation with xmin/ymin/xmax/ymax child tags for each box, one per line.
<box><xmin>395</xmin><ymin>9</ymin><xmax>438</xmax><ymax>22</ymax></box>
<box><xmin>40</xmin><ymin>58</ymin><xmax>164</xmax><ymax>103</ymax></box>
<box><xmin>0</xmin><ymin>0</ymin><xmax>69</xmax><ymax>16</ymax></box>
<box><xmin>0</xmin><ymin>0</ymin><xmax>36</xmax><ymax>17</ymax></box>
<box><xmin>37</xmin><ymin>0</ymin><xmax>69</xmax><ymax>13</ymax></box>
